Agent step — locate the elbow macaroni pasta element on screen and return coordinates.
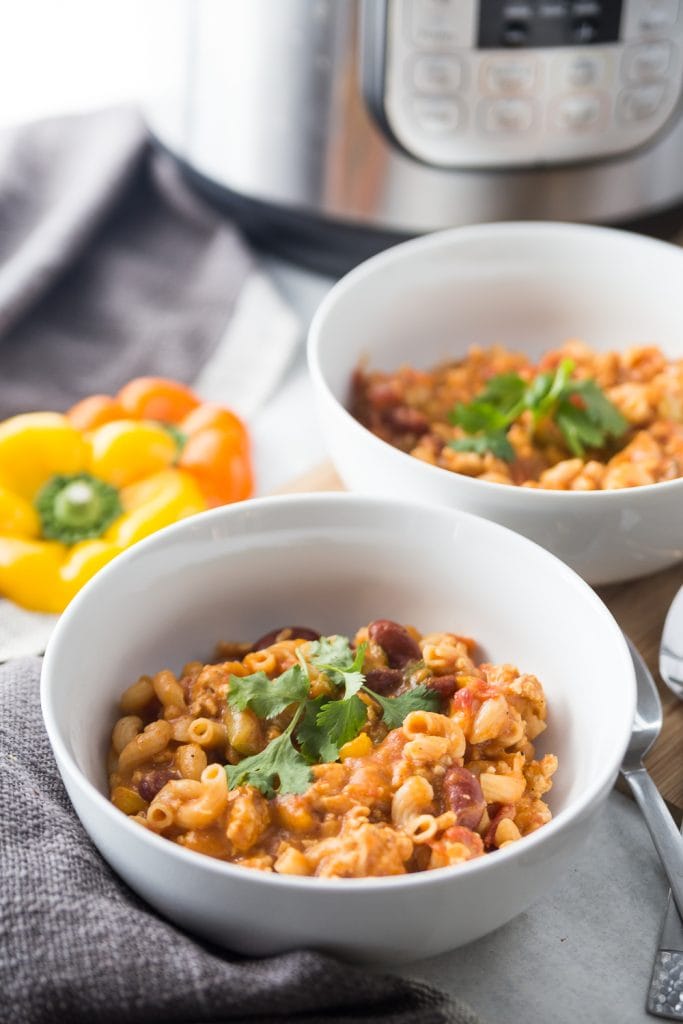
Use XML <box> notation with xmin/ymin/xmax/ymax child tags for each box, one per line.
<box><xmin>108</xmin><ymin>623</ymin><xmax>557</xmax><ymax>878</ymax></box>
<box><xmin>351</xmin><ymin>340</ymin><xmax>683</xmax><ymax>490</ymax></box>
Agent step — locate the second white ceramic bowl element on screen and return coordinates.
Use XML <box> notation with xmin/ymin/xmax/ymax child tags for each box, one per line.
<box><xmin>308</xmin><ymin>222</ymin><xmax>683</xmax><ymax>584</ymax></box>
<box><xmin>41</xmin><ymin>494</ymin><xmax>635</xmax><ymax>963</ymax></box>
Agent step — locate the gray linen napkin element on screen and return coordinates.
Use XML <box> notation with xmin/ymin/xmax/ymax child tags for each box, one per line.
<box><xmin>0</xmin><ymin>108</ymin><xmax>301</xmax><ymax>661</ymax></box>
<box><xmin>0</xmin><ymin>107</ymin><xmax>253</xmax><ymax>415</ymax></box>
<box><xmin>0</xmin><ymin>658</ymin><xmax>481</xmax><ymax>1024</ymax></box>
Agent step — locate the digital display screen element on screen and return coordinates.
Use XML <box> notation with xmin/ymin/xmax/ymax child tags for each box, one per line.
<box><xmin>478</xmin><ymin>0</ymin><xmax>623</xmax><ymax>48</ymax></box>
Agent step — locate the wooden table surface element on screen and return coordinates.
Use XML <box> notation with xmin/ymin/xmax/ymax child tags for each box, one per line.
<box><xmin>280</xmin><ymin>462</ymin><xmax>683</xmax><ymax>815</ymax></box>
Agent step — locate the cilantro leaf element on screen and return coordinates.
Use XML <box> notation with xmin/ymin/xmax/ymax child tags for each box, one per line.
<box><xmin>448</xmin><ymin>358</ymin><xmax>628</xmax><ymax>463</ymax></box>
<box><xmin>556</xmin><ymin>406</ymin><xmax>604</xmax><ymax>456</ymax></box>
<box><xmin>477</xmin><ymin>373</ymin><xmax>527</xmax><ymax>415</ymax></box>
<box><xmin>571</xmin><ymin>379</ymin><xmax>629</xmax><ymax>437</ymax></box>
<box><xmin>363</xmin><ymin>683</ymin><xmax>441</xmax><ymax>730</ymax></box>
<box><xmin>296</xmin><ymin>696</ymin><xmax>340</xmax><ymax>763</ymax></box>
<box><xmin>524</xmin><ymin>370</ymin><xmax>553</xmax><ymax>411</ymax></box>
<box><xmin>554</xmin><ymin>379</ymin><xmax>627</xmax><ymax>456</ymax></box>
<box><xmin>307</xmin><ymin>634</ymin><xmax>354</xmax><ymax>665</ymax></box>
<box><xmin>225</xmin><ymin>727</ymin><xmax>312</xmax><ymax>797</ymax></box>
<box><xmin>225</xmin><ymin>705</ymin><xmax>311</xmax><ymax>797</ymax></box>
<box><xmin>227</xmin><ymin>664</ymin><xmax>309</xmax><ymax>719</ymax></box>
<box><xmin>449</xmin><ymin>432</ymin><xmax>515</xmax><ymax>463</ymax></box>
<box><xmin>449</xmin><ymin>400</ymin><xmax>509</xmax><ymax>434</ymax></box>
<box><xmin>448</xmin><ymin>373</ymin><xmax>525</xmax><ymax>463</ymax></box>
<box><xmin>313</xmin><ymin>642</ymin><xmax>367</xmax><ymax>699</ymax></box>
<box><xmin>316</xmin><ymin>694</ymin><xmax>368</xmax><ymax>749</ymax></box>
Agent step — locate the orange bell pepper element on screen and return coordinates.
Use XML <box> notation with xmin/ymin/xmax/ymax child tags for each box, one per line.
<box><xmin>117</xmin><ymin>377</ymin><xmax>200</xmax><ymax>424</ymax></box>
<box><xmin>67</xmin><ymin>395</ymin><xmax>125</xmax><ymax>431</ymax></box>
<box><xmin>67</xmin><ymin>378</ymin><xmax>253</xmax><ymax>509</ymax></box>
<box><xmin>178</xmin><ymin>403</ymin><xmax>252</xmax><ymax>505</ymax></box>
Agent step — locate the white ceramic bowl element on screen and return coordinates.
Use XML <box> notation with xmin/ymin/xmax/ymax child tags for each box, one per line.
<box><xmin>41</xmin><ymin>494</ymin><xmax>635</xmax><ymax>963</ymax></box>
<box><xmin>308</xmin><ymin>222</ymin><xmax>683</xmax><ymax>584</ymax></box>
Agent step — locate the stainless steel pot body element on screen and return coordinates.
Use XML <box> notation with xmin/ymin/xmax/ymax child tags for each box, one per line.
<box><xmin>145</xmin><ymin>0</ymin><xmax>683</xmax><ymax>243</ymax></box>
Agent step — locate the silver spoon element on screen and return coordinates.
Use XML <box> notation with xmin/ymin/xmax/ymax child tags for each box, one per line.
<box><xmin>660</xmin><ymin>586</ymin><xmax>683</xmax><ymax>702</ymax></box>
<box><xmin>620</xmin><ymin>637</ymin><xmax>683</xmax><ymax>922</ymax></box>
<box><xmin>647</xmin><ymin>592</ymin><xmax>683</xmax><ymax>1020</ymax></box>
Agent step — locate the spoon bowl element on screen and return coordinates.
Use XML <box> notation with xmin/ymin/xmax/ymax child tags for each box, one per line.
<box><xmin>660</xmin><ymin>586</ymin><xmax>683</xmax><ymax>702</ymax></box>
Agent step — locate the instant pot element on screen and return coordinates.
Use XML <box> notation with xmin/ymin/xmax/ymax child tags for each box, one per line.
<box><xmin>145</xmin><ymin>0</ymin><xmax>683</xmax><ymax>272</ymax></box>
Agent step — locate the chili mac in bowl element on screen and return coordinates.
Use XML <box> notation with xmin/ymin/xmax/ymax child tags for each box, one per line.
<box><xmin>308</xmin><ymin>222</ymin><xmax>683</xmax><ymax>584</ymax></box>
<box><xmin>41</xmin><ymin>494</ymin><xmax>634</xmax><ymax>961</ymax></box>
<box><xmin>106</xmin><ymin>620</ymin><xmax>558</xmax><ymax>876</ymax></box>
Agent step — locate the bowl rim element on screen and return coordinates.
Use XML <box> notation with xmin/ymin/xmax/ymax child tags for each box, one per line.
<box><xmin>41</xmin><ymin>491</ymin><xmax>636</xmax><ymax>892</ymax></box>
<box><xmin>307</xmin><ymin>219</ymin><xmax>683</xmax><ymax>503</ymax></box>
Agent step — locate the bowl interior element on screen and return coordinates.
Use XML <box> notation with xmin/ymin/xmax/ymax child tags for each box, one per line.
<box><xmin>311</xmin><ymin>223</ymin><xmax>683</xmax><ymax>401</ymax></box>
<box><xmin>44</xmin><ymin>496</ymin><xmax>634</xmax><ymax>830</ymax></box>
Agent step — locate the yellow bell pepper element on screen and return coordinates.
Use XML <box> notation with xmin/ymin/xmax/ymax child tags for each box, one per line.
<box><xmin>0</xmin><ymin>413</ymin><xmax>89</xmax><ymax>499</ymax></box>
<box><xmin>0</xmin><ymin>411</ymin><xmax>207</xmax><ymax>613</ymax></box>
<box><xmin>338</xmin><ymin>732</ymin><xmax>373</xmax><ymax>761</ymax></box>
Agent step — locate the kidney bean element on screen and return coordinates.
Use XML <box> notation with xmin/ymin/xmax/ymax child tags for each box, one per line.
<box><xmin>365</xmin><ymin>378</ymin><xmax>402</xmax><ymax>408</ymax></box>
<box><xmin>368</xmin><ymin>620</ymin><xmax>422</xmax><ymax>669</ymax></box>
<box><xmin>442</xmin><ymin>765</ymin><xmax>486</xmax><ymax>831</ymax></box>
<box><xmin>137</xmin><ymin>768</ymin><xmax>178</xmax><ymax>803</ymax></box>
<box><xmin>364</xmin><ymin>668</ymin><xmax>404</xmax><ymax>696</ymax></box>
<box><xmin>411</xmin><ymin>843</ymin><xmax>433</xmax><ymax>872</ymax></box>
<box><xmin>484</xmin><ymin>803</ymin><xmax>516</xmax><ymax>850</ymax></box>
<box><xmin>384</xmin><ymin>406</ymin><xmax>429</xmax><ymax>435</ymax></box>
<box><xmin>251</xmin><ymin>626</ymin><xmax>321</xmax><ymax>651</ymax></box>
<box><xmin>425</xmin><ymin>675</ymin><xmax>458</xmax><ymax>701</ymax></box>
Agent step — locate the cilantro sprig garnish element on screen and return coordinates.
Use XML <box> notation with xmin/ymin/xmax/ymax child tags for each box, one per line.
<box><xmin>295</xmin><ymin>696</ymin><xmax>340</xmax><ymax>764</ymax></box>
<box><xmin>448</xmin><ymin>358</ymin><xmax>628</xmax><ymax>463</ymax></box>
<box><xmin>368</xmin><ymin>685</ymin><xmax>440</xmax><ymax>729</ymax></box>
<box><xmin>309</xmin><ymin>639</ymin><xmax>368</xmax><ymax>698</ymax></box>
<box><xmin>316</xmin><ymin>695</ymin><xmax>368</xmax><ymax>750</ymax></box>
<box><xmin>227</xmin><ymin>665</ymin><xmax>310</xmax><ymax>718</ymax></box>
<box><xmin>225</xmin><ymin>705</ymin><xmax>311</xmax><ymax>798</ymax></box>
<box><xmin>223</xmin><ymin>634</ymin><xmax>439</xmax><ymax>796</ymax></box>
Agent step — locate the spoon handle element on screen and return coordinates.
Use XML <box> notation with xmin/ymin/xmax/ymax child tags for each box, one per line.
<box><xmin>648</xmin><ymin>858</ymin><xmax>683</xmax><ymax>1017</ymax></box>
<box><xmin>622</xmin><ymin>766</ymin><xmax>683</xmax><ymax>921</ymax></box>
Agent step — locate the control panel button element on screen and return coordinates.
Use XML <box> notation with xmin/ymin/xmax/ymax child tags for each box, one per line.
<box><xmin>412</xmin><ymin>55</ymin><xmax>463</xmax><ymax>94</ymax></box>
<box><xmin>553</xmin><ymin>93</ymin><xmax>604</xmax><ymax>130</ymax></box>
<box><xmin>503</xmin><ymin>3</ymin><xmax>533</xmax><ymax>18</ymax></box>
<box><xmin>636</xmin><ymin>0</ymin><xmax>679</xmax><ymax>32</ymax></box>
<box><xmin>621</xmin><ymin>0</ymin><xmax>680</xmax><ymax>38</ymax></box>
<box><xmin>483</xmin><ymin>57</ymin><xmax>537</xmax><ymax>93</ymax></box>
<box><xmin>563</xmin><ymin>54</ymin><xmax>607</xmax><ymax>87</ymax></box>
<box><xmin>617</xmin><ymin>82</ymin><xmax>667</xmax><ymax>122</ymax></box>
<box><xmin>480</xmin><ymin>97</ymin><xmax>535</xmax><ymax>132</ymax></box>
<box><xmin>412</xmin><ymin>96</ymin><xmax>464</xmax><ymax>133</ymax></box>
<box><xmin>571</xmin><ymin>1</ymin><xmax>602</xmax><ymax>15</ymax></box>
<box><xmin>408</xmin><ymin>0</ymin><xmax>476</xmax><ymax>50</ymax></box>
<box><xmin>623</xmin><ymin>42</ymin><xmax>673</xmax><ymax>82</ymax></box>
